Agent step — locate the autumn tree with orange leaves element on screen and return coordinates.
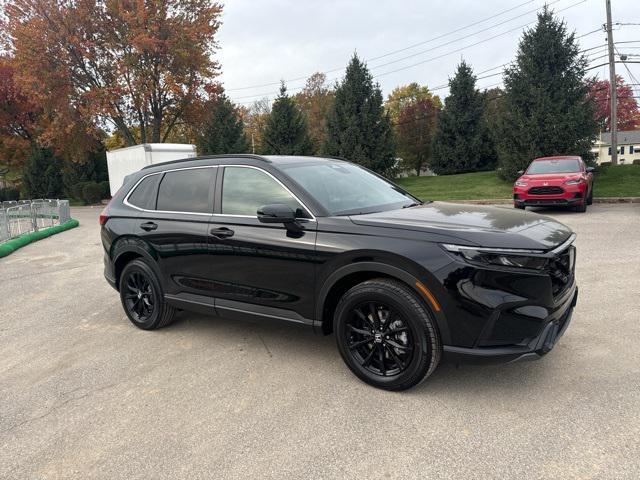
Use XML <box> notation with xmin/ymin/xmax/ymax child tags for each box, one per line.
<box><xmin>3</xmin><ymin>0</ymin><xmax>223</xmax><ymax>152</ymax></box>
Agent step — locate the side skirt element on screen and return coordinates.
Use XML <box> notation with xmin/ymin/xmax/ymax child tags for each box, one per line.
<box><xmin>164</xmin><ymin>293</ymin><xmax>314</xmax><ymax>327</ymax></box>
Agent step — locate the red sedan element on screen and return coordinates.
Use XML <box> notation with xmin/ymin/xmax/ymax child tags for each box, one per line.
<box><xmin>513</xmin><ymin>156</ymin><xmax>594</xmax><ymax>212</ymax></box>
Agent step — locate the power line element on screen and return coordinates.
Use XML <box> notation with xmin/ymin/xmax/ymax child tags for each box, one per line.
<box><xmin>233</xmin><ymin>0</ymin><xmax>591</xmax><ymax>105</ymax></box>
<box><xmin>225</xmin><ymin>0</ymin><xmax>537</xmax><ymax>92</ymax></box>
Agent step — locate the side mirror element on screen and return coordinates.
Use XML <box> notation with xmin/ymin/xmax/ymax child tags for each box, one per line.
<box><xmin>586</xmin><ymin>167</ymin><xmax>595</xmax><ymax>173</ymax></box>
<box><xmin>257</xmin><ymin>204</ymin><xmax>296</xmax><ymax>224</ymax></box>
<box><xmin>517</xmin><ymin>170</ymin><xmax>524</xmax><ymax>176</ymax></box>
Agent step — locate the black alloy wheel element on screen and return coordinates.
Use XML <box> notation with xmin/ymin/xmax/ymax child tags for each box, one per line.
<box><xmin>334</xmin><ymin>278</ymin><xmax>441</xmax><ymax>391</ymax></box>
<box><xmin>346</xmin><ymin>301</ymin><xmax>414</xmax><ymax>377</ymax></box>
<box><xmin>119</xmin><ymin>258</ymin><xmax>176</xmax><ymax>330</ymax></box>
<box><xmin>123</xmin><ymin>271</ymin><xmax>155</xmax><ymax>323</ymax></box>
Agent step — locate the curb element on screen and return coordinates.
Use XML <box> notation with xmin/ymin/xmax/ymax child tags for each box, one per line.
<box><xmin>0</xmin><ymin>219</ymin><xmax>80</xmax><ymax>258</ymax></box>
<box><xmin>445</xmin><ymin>197</ymin><xmax>640</xmax><ymax>205</ymax></box>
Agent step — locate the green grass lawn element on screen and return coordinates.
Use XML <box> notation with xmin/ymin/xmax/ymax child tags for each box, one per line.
<box><xmin>395</xmin><ymin>165</ymin><xmax>640</xmax><ymax>201</ymax></box>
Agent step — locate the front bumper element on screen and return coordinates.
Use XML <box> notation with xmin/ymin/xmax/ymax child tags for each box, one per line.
<box><xmin>514</xmin><ymin>183</ymin><xmax>587</xmax><ymax>207</ymax></box>
<box><xmin>442</xmin><ymin>285</ymin><xmax>577</xmax><ymax>364</ymax></box>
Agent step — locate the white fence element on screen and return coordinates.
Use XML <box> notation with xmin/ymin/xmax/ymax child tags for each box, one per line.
<box><xmin>0</xmin><ymin>199</ymin><xmax>71</xmax><ymax>243</ymax></box>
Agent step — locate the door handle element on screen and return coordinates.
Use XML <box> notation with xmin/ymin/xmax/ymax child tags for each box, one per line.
<box><xmin>140</xmin><ymin>221</ymin><xmax>158</xmax><ymax>231</ymax></box>
<box><xmin>210</xmin><ymin>227</ymin><xmax>234</xmax><ymax>239</ymax></box>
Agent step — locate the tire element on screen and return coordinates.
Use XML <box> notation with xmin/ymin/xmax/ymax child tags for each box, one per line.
<box><xmin>514</xmin><ymin>204</ymin><xmax>525</xmax><ymax>210</ymax></box>
<box><xmin>575</xmin><ymin>201</ymin><xmax>587</xmax><ymax>213</ymax></box>
<box><xmin>119</xmin><ymin>258</ymin><xmax>176</xmax><ymax>330</ymax></box>
<box><xmin>587</xmin><ymin>186</ymin><xmax>593</xmax><ymax>205</ymax></box>
<box><xmin>334</xmin><ymin>278</ymin><xmax>441</xmax><ymax>391</ymax></box>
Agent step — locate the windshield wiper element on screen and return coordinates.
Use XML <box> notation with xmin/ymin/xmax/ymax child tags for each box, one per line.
<box><xmin>402</xmin><ymin>202</ymin><xmax>422</xmax><ymax>208</ymax></box>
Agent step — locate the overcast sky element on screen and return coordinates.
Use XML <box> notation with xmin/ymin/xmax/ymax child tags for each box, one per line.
<box><xmin>216</xmin><ymin>0</ymin><xmax>639</xmax><ymax>106</ymax></box>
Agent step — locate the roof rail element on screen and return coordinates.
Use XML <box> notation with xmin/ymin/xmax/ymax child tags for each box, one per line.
<box><xmin>318</xmin><ymin>155</ymin><xmax>349</xmax><ymax>162</ymax></box>
<box><xmin>141</xmin><ymin>153</ymin><xmax>270</xmax><ymax>170</ymax></box>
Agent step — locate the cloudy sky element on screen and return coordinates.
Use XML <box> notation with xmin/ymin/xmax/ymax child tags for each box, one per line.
<box><xmin>216</xmin><ymin>0</ymin><xmax>639</xmax><ymax>106</ymax></box>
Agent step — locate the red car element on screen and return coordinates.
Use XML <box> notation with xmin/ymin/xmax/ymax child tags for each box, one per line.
<box><xmin>513</xmin><ymin>156</ymin><xmax>594</xmax><ymax>212</ymax></box>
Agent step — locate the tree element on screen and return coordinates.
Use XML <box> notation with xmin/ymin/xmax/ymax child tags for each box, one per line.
<box><xmin>0</xmin><ymin>56</ymin><xmax>39</xmax><ymax>165</ymax></box>
<box><xmin>196</xmin><ymin>94</ymin><xmax>248</xmax><ymax>155</ymax></box>
<box><xmin>4</xmin><ymin>0</ymin><xmax>223</xmax><ymax>149</ymax></box>
<box><xmin>431</xmin><ymin>61</ymin><xmax>496</xmax><ymax>175</ymax></box>
<box><xmin>587</xmin><ymin>76</ymin><xmax>640</xmax><ymax>131</ymax></box>
<box><xmin>497</xmin><ymin>7</ymin><xmax>598</xmax><ymax>179</ymax></box>
<box><xmin>385</xmin><ymin>82</ymin><xmax>442</xmax><ymax>124</ymax></box>
<box><xmin>294</xmin><ymin>73</ymin><xmax>334</xmax><ymax>154</ymax></box>
<box><xmin>324</xmin><ymin>54</ymin><xmax>395</xmax><ymax>175</ymax></box>
<box><xmin>244</xmin><ymin>98</ymin><xmax>271</xmax><ymax>154</ymax></box>
<box><xmin>22</xmin><ymin>147</ymin><xmax>63</xmax><ymax>198</ymax></box>
<box><xmin>396</xmin><ymin>98</ymin><xmax>440</xmax><ymax>176</ymax></box>
<box><xmin>262</xmin><ymin>84</ymin><xmax>313</xmax><ymax>155</ymax></box>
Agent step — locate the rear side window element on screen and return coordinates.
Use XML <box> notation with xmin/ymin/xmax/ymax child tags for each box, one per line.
<box><xmin>221</xmin><ymin>166</ymin><xmax>307</xmax><ymax>217</ymax></box>
<box><xmin>127</xmin><ymin>174</ymin><xmax>161</xmax><ymax>210</ymax></box>
<box><xmin>156</xmin><ymin>168</ymin><xmax>214</xmax><ymax>214</ymax></box>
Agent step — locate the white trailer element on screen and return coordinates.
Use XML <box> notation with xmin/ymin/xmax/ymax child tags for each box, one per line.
<box><xmin>106</xmin><ymin>143</ymin><xmax>197</xmax><ymax>196</ymax></box>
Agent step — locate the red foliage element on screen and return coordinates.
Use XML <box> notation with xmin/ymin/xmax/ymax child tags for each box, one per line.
<box><xmin>587</xmin><ymin>76</ymin><xmax>640</xmax><ymax>131</ymax></box>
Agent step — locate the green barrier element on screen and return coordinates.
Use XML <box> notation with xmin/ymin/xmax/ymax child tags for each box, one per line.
<box><xmin>0</xmin><ymin>219</ymin><xmax>80</xmax><ymax>258</ymax></box>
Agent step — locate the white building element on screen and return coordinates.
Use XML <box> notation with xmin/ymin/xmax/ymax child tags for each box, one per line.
<box><xmin>592</xmin><ymin>130</ymin><xmax>640</xmax><ymax>165</ymax></box>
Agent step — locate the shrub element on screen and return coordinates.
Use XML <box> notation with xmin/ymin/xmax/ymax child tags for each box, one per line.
<box><xmin>0</xmin><ymin>186</ymin><xmax>20</xmax><ymax>202</ymax></box>
<box><xmin>99</xmin><ymin>181</ymin><xmax>111</xmax><ymax>199</ymax></box>
<box><xmin>81</xmin><ymin>182</ymin><xmax>102</xmax><ymax>204</ymax></box>
<box><xmin>71</xmin><ymin>181</ymin><xmax>90</xmax><ymax>202</ymax></box>
<box><xmin>600</xmin><ymin>161</ymin><xmax>612</xmax><ymax>167</ymax></box>
<box><xmin>633</xmin><ymin>159</ymin><xmax>640</xmax><ymax>165</ymax></box>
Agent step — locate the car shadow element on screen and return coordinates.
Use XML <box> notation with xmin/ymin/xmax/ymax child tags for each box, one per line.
<box><xmin>164</xmin><ymin>309</ymin><xmax>556</xmax><ymax>396</ymax></box>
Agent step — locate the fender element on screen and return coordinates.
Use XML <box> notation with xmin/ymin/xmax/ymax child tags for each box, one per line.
<box><xmin>314</xmin><ymin>261</ymin><xmax>451</xmax><ymax>344</ymax></box>
<box><xmin>111</xmin><ymin>236</ymin><xmax>163</xmax><ymax>288</ymax></box>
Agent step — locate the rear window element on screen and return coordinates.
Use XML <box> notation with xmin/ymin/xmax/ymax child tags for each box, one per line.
<box><xmin>526</xmin><ymin>159</ymin><xmax>581</xmax><ymax>174</ymax></box>
<box><xmin>156</xmin><ymin>168</ymin><xmax>214</xmax><ymax>214</ymax></box>
<box><xmin>127</xmin><ymin>174</ymin><xmax>161</xmax><ymax>210</ymax></box>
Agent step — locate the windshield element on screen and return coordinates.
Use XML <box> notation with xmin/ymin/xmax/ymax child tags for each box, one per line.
<box><xmin>526</xmin><ymin>159</ymin><xmax>581</xmax><ymax>174</ymax></box>
<box><xmin>280</xmin><ymin>161</ymin><xmax>418</xmax><ymax>215</ymax></box>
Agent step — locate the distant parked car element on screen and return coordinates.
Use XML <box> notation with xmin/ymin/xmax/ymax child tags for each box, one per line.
<box><xmin>513</xmin><ymin>156</ymin><xmax>594</xmax><ymax>212</ymax></box>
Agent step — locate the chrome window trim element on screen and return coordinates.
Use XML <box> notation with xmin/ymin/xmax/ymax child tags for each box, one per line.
<box><xmin>122</xmin><ymin>163</ymin><xmax>316</xmax><ymax>221</ymax></box>
<box><xmin>218</xmin><ymin>164</ymin><xmax>316</xmax><ymax>221</ymax></box>
<box><xmin>123</xmin><ymin>166</ymin><xmax>217</xmax><ymax>217</ymax></box>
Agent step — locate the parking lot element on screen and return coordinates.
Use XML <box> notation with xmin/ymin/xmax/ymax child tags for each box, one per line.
<box><xmin>1</xmin><ymin>204</ymin><xmax>639</xmax><ymax>479</ymax></box>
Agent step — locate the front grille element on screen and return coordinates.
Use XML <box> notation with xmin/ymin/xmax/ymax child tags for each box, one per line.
<box><xmin>529</xmin><ymin>186</ymin><xmax>564</xmax><ymax>195</ymax></box>
<box><xmin>549</xmin><ymin>245</ymin><xmax>575</xmax><ymax>296</ymax></box>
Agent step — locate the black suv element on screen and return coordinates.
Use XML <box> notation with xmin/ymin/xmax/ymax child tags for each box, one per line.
<box><xmin>101</xmin><ymin>155</ymin><xmax>578</xmax><ymax>390</ymax></box>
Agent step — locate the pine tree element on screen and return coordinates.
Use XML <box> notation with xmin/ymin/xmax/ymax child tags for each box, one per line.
<box><xmin>324</xmin><ymin>54</ymin><xmax>395</xmax><ymax>175</ymax></box>
<box><xmin>262</xmin><ymin>84</ymin><xmax>313</xmax><ymax>155</ymax></box>
<box><xmin>431</xmin><ymin>61</ymin><xmax>496</xmax><ymax>175</ymax></box>
<box><xmin>22</xmin><ymin>147</ymin><xmax>63</xmax><ymax>198</ymax></box>
<box><xmin>497</xmin><ymin>7</ymin><xmax>598</xmax><ymax>179</ymax></box>
<box><xmin>197</xmin><ymin>94</ymin><xmax>248</xmax><ymax>155</ymax></box>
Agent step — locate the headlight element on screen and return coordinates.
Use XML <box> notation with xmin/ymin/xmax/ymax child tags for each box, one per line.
<box><xmin>442</xmin><ymin>244</ymin><xmax>548</xmax><ymax>270</ymax></box>
<box><xmin>564</xmin><ymin>178</ymin><xmax>583</xmax><ymax>185</ymax></box>
<box><xmin>515</xmin><ymin>180</ymin><xmax>528</xmax><ymax>187</ymax></box>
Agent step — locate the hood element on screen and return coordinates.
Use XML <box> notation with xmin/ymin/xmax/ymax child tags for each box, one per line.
<box><xmin>349</xmin><ymin>202</ymin><xmax>573</xmax><ymax>250</ymax></box>
<box><xmin>519</xmin><ymin>173</ymin><xmax>580</xmax><ymax>183</ymax></box>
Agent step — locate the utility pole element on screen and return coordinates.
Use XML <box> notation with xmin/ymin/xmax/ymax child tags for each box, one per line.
<box><xmin>605</xmin><ymin>0</ymin><xmax>618</xmax><ymax>165</ymax></box>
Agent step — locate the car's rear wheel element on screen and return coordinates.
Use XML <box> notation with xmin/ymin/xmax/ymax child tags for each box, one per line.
<box><xmin>334</xmin><ymin>278</ymin><xmax>441</xmax><ymax>391</ymax></box>
<box><xmin>120</xmin><ymin>258</ymin><xmax>176</xmax><ymax>330</ymax></box>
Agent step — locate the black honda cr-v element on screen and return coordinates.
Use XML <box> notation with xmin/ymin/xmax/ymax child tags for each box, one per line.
<box><xmin>101</xmin><ymin>154</ymin><xmax>577</xmax><ymax>390</ymax></box>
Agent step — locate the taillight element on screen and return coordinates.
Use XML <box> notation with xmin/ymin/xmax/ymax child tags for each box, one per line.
<box><xmin>99</xmin><ymin>191</ymin><xmax>118</xmax><ymax>226</ymax></box>
<box><xmin>99</xmin><ymin>205</ymin><xmax>110</xmax><ymax>226</ymax></box>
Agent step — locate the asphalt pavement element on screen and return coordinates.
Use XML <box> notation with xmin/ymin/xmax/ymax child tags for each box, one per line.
<box><xmin>1</xmin><ymin>204</ymin><xmax>639</xmax><ymax>479</ymax></box>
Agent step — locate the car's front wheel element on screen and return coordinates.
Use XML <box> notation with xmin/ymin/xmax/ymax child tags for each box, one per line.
<box><xmin>119</xmin><ymin>258</ymin><xmax>176</xmax><ymax>330</ymax></box>
<box><xmin>334</xmin><ymin>278</ymin><xmax>441</xmax><ymax>391</ymax></box>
